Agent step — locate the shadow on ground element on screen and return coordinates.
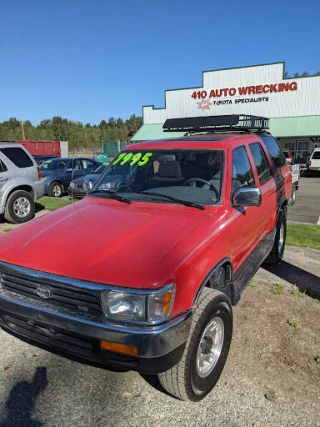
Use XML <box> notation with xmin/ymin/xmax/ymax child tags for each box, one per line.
<box><xmin>0</xmin><ymin>367</ymin><xmax>48</xmax><ymax>427</ymax></box>
<box><xmin>264</xmin><ymin>261</ymin><xmax>320</xmax><ymax>298</ymax></box>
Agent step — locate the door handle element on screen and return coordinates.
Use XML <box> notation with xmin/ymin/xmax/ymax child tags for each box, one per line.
<box><xmin>0</xmin><ymin>178</ymin><xmax>8</xmax><ymax>183</ymax></box>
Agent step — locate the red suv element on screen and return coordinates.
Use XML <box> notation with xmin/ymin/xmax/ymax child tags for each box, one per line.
<box><xmin>0</xmin><ymin>115</ymin><xmax>293</xmax><ymax>402</ymax></box>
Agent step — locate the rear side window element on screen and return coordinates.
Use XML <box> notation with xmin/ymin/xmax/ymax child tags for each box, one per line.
<box><xmin>231</xmin><ymin>146</ymin><xmax>255</xmax><ymax>195</ymax></box>
<box><xmin>311</xmin><ymin>151</ymin><xmax>320</xmax><ymax>159</ymax></box>
<box><xmin>0</xmin><ymin>159</ymin><xmax>8</xmax><ymax>172</ymax></box>
<box><xmin>259</xmin><ymin>135</ymin><xmax>286</xmax><ymax>169</ymax></box>
<box><xmin>0</xmin><ymin>147</ymin><xmax>33</xmax><ymax>168</ymax></box>
<box><xmin>249</xmin><ymin>143</ymin><xmax>273</xmax><ymax>185</ymax></box>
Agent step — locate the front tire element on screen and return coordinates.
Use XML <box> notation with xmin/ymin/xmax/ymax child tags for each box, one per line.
<box><xmin>48</xmin><ymin>181</ymin><xmax>63</xmax><ymax>198</ymax></box>
<box><xmin>264</xmin><ymin>209</ymin><xmax>287</xmax><ymax>265</ymax></box>
<box><xmin>158</xmin><ymin>288</ymin><xmax>233</xmax><ymax>402</ymax></box>
<box><xmin>4</xmin><ymin>190</ymin><xmax>34</xmax><ymax>224</ymax></box>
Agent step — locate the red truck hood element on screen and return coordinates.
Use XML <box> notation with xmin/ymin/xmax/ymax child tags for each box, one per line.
<box><xmin>0</xmin><ymin>198</ymin><xmax>212</xmax><ymax>289</ymax></box>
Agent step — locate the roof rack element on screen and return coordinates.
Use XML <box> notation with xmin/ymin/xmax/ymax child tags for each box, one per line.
<box><xmin>163</xmin><ymin>115</ymin><xmax>269</xmax><ymax>134</ymax></box>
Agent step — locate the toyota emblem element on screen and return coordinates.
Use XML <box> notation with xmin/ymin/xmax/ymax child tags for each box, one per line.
<box><xmin>36</xmin><ymin>285</ymin><xmax>51</xmax><ymax>300</ymax></box>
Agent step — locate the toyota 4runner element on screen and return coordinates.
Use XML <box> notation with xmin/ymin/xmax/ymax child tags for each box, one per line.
<box><xmin>0</xmin><ymin>115</ymin><xmax>293</xmax><ymax>401</ymax></box>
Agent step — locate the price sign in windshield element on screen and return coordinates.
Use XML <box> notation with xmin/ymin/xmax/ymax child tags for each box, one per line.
<box><xmin>112</xmin><ymin>152</ymin><xmax>153</xmax><ymax>167</ymax></box>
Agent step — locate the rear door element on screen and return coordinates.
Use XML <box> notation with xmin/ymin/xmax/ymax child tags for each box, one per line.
<box><xmin>248</xmin><ymin>142</ymin><xmax>276</xmax><ymax>233</ymax></box>
<box><xmin>230</xmin><ymin>146</ymin><xmax>266</xmax><ymax>269</ymax></box>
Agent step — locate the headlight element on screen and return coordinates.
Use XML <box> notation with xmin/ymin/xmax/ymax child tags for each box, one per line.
<box><xmin>99</xmin><ymin>182</ymin><xmax>116</xmax><ymax>190</ymax></box>
<box><xmin>101</xmin><ymin>284</ymin><xmax>175</xmax><ymax>323</ymax></box>
<box><xmin>70</xmin><ymin>182</ymin><xmax>76</xmax><ymax>188</ymax></box>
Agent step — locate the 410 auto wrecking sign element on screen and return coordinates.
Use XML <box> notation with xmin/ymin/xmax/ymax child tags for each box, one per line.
<box><xmin>192</xmin><ymin>81</ymin><xmax>298</xmax><ymax>110</ymax></box>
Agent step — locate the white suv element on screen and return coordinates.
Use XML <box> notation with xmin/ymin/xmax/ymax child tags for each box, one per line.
<box><xmin>307</xmin><ymin>148</ymin><xmax>320</xmax><ymax>175</ymax></box>
<box><xmin>0</xmin><ymin>142</ymin><xmax>45</xmax><ymax>223</ymax></box>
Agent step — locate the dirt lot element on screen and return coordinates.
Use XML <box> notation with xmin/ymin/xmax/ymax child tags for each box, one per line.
<box><xmin>0</xmin><ymin>215</ymin><xmax>319</xmax><ymax>425</ymax></box>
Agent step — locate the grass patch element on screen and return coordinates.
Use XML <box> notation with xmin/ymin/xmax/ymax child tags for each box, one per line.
<box><xmin>248</xmin><ymin>281</ymin><xmax>259</xmax><ymax>288</ymax></box>
<box><xmin>36</xmin><ymin>196</ymin><xmax>75</xmax><ymax>212</ymax></box>
<box><xmin>316</xmin><ymin>356</ymin><xmax>320</xmax><ymax>365</ymax></box>
<box><xmin>3</xmin><ymin>227</ymin><xmax>12</xmax><ymax>233</ymax></box>
<box><xmin>291</xmin><ymin>288</ymin><xmax>307</xmax><ymax>298</ymax></box>
<box><xmin>271</xmin><ymin>284</ymin><xmax>285</xmax><ymax>295</ymax></box>
<box><xmin>287</xmin><ymin>319</ymin><xmax>298</xmax><ymax>328</ymax></box>
<box><xmin>287</xmin><ymin>224</ymin><xmax>320</xmax><ymax>250</ymax></box>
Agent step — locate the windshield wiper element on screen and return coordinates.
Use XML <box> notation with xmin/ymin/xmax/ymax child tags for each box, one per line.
<box><xmin>89</xmin><ymin>190</ymin><xmax>132</xmax><ymax>204</ymax></box>
<box><xmin>140</xmin><ymin>191</ymin><xmax>205</xmax><ymax>210</ymax></box>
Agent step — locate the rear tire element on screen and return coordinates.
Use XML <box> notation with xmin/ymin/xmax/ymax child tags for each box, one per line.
<box><xmin>4</xmin><ymin>190</ymin><xmax>34</xmax><ymax>224</ymax></box>
<box><xmin>48</xmin><ymin>182</ymin><xmax>63</xmax><ymax>198</ymax></box>
<box><xmin>158</xmin><ymin>288</ymin><xmax>233</xmax><ymax>402</ymax></box>
<box><xmin>264</xmin><ymin>209</ymin><xmax>286</xmax><ymax>265</ymax></box>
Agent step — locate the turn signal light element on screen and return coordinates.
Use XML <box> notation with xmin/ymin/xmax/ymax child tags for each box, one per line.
<box><xmin>100</xmin><ymin>340</ymin><xmax>138</xmax><ymax>356</ymax></box>
<box><xmin>37</xmin><ymin>167</ymin><xmax>42</xmax><ymax>179</ymax></box>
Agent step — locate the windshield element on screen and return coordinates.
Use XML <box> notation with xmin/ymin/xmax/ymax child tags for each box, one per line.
<box><xmin>40</xmin><ymin>159</ymin><xmax>68</xmax><ymax>171</ymax></box>
<box><xmin>91</xmin><ymin>149</ymin><xmax>224</xmax><ymax>205</ymax></box>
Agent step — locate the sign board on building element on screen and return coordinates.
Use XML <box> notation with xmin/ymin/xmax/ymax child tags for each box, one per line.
<box><xmin>143</xmin><ymin>62</ymin><xmax>320</xmax><ymax>124</ymax></box>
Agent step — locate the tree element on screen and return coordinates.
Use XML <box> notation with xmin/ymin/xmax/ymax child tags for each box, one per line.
<box><xmin>301</xmin><ymin>71</ymin><xmax>309</xmax><ymax>77</ymax></box>
<box><xmin>283</xmin><ymin>71</ymin><xmax>289</xmax><ymax>78</ymax></box>
<box><xmin>293</xmin><ymin>73</ymin><xmax>300</xmax><ymax>78</ymax></box>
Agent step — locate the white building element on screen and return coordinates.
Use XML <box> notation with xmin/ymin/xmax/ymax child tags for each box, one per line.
<box><xmin>132</xmin><ymin>62</ymin><xmax>320</xmax><ymax>163</ymax></box>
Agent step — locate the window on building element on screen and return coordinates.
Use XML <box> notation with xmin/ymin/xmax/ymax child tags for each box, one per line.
<box><xmin>249</xmin><ymin>143</ymin><xmax>273</xmax><ymax>185</ymax></box>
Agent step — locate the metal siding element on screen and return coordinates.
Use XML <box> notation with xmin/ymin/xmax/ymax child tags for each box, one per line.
<box><xmin>143</xmin><ymin>64</ymin><xmax>320</xmax><ymax>124</ymax></box>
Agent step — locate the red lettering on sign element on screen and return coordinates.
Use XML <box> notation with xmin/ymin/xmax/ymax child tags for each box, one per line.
<box><xmin>256</xmin><ymin>85</ymin><xmax>262</xmax><ymax>94</ymax></box>
<box><xmin>269</xmin><ymin>84</ymin><xmax>278</xmax><ymax>93</ymax></box>
<box><xmin>290</xmin><ymin>82</ymin><xmax>298</xmax><ymax>91</ymax></box>
<box><xmin>209</xmin><ymin>89</ymin><xmax>216</xmax><ymax>98</ymax></box>
<box><xmin>238</xmin><ymin>87</ymin><xmax>249</xmax><ymax>95</ymax></box>
<box><xmin>262</xmin><ymin>85</ymin><xmax>270</xmax><ymax>93</ymax></box>
<box><xmin>229</xmin><ymin>87</ymin><xmax>236</xmax><ymax>96</ymax></box>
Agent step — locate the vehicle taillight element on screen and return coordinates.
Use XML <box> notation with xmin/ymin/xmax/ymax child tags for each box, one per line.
<box><xmin>37</xmin><ymin>167</ymin><xmax>42</xmax><ymax>179</ymax></box>
<box><xmin>308</xmin><ymin>161</ymin><xmax>311</xmax><ymax>167</ymax></box>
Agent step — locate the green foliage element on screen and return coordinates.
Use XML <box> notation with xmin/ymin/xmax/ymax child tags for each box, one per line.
<box><xmin>0</xmin><ymin>114</ymin><xmax>142</xmax><ymax>151</ymax></box>
<box><xmin>287</xmin><ymin>319</ymin><xmax>298</xmax><ymax>328</ymax></box>
<box><xmin>271</xmin><ymin>284</ymin><xmax>285</xmax><ymax>295</ymax></box>
<box><xmin>291</xmin><ymin>288</ymin><xmax>307</xmax><ymax>298</ymax></box>
<box><xmin>316</xmin><ymin>356</ymin><xmax>320</xmax><ymax>364</ymax></box>
<box><xmin>287</xmin><ymin>224</ymin><xmax>320</xmax><ymax>250</ymax></box>
<box><xmin>248</xmin><ymin>281</ymin><xmax>258</xmax><ymax>288</ymax></box>
<box><xmin>3</xmin><ymin>227</ymin><xmax>12</xmax><ymax>233</ymax></box>
<box><xmin>36</xmin><ymin>196</ymin><xmax>75</xmax><ymax>211</ymax></box>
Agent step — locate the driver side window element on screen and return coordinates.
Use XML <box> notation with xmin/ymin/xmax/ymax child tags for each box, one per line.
<box><xmin>231</xmin><ymin>146</ymin><xmax>255</xmax><ymax>196</ymax></box>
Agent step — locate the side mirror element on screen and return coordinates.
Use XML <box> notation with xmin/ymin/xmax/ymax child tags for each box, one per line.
<box><xmin>88</xmin><ymin>179</ymin><xmax>94</xmax><ymax>190</ymax></box>
<box><xmin>65</xmin><ymin>168</ymin><xmax>73</xmax><ymax>173</ymax></box>
<box><xmin>233</xmin><ymin>186</ymin><xmax>261</xmax><ymax>207</ymax></box>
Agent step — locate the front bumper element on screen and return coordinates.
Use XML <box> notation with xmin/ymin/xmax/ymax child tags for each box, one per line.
<box><xmin>0</xmin><ymin>288</ymin><xmax>191</xmax><ymax>374</ymax></box>
<box><xmin>67</xmin><ymin>187</ymin><xmax>87</xmax><ymax>199</ymax></box>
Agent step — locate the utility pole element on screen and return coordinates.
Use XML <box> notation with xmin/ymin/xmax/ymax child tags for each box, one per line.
<box><xmin>20</xmin><ymin>121</ymin><xmax>26</xmax><ymax>140</ymax></box>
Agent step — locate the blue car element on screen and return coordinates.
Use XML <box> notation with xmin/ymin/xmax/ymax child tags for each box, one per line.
<box><xmin>40</xmin><ymin>157</ymin><xmax>99</xmax><ymax>197</ymax></box>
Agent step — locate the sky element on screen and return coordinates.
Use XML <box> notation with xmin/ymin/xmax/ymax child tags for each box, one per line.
<box><xmin>1</xmin><ymin>0</ymin><xmax>319</xmax><ymax>125</ymax></box>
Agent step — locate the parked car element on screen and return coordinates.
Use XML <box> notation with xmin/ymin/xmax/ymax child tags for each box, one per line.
<box><xmin>283</xmin><ymin>150</ymin><xmax>293</xmax><ymax>166</ymax></box>
<box><xmin>33</xmin><ymin>155</ymin><xmax>57</xmax><ymax>166</ymax></box>
<box><xmin>307</xmin><ymin>148</ymin><xmax>320</xmax><ymax>176</ymax></box>
<box><xmin>40</xmin><ymin>157</ymin><xmax>99</xmax><ymax>197</ymax></box>
<box><xmin>68</xmin><ymin>164</ymin><xmax>108</xmax><ymax>199</ymax></box>
<box><xmin>0</xmin><ymin>115</ymin><xmax>294</xmax><ymax>402</ymax></box>
<box><xmin>0</xmin><ymin>142</ymin><xmax>45</xmax><ymax>223</ymax></box>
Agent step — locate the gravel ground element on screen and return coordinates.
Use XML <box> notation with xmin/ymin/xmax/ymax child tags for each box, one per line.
<box><xmin>0</xmin><ymin>245</ymin><xmax>319</xmax><ymax>427</ymax></box>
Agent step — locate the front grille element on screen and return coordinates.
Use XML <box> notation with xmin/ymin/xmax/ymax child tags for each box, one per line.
<box><xmin>0</xmin><ymin>270</ymin><xmax>103</xmax><ymax>317</ymax></box>
<box><xmin>2</xmin><ymin>314</ymin><xmax>95</xmax><ymax>358</ymax></box>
